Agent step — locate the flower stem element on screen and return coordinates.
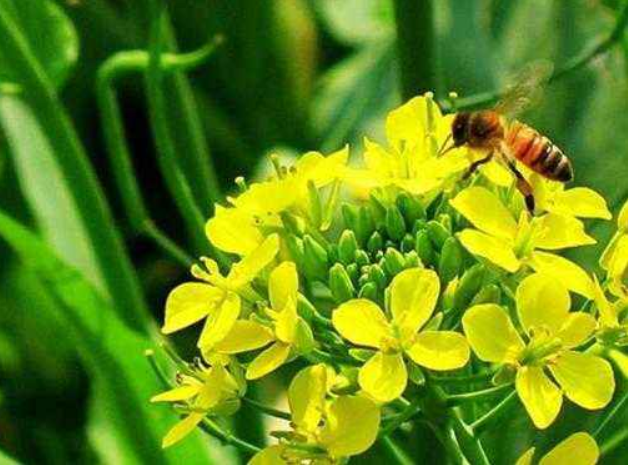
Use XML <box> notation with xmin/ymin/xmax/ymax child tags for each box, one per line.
<box><xmin>380</xmin><ymin>399</ymin><xmax>422</xmax><ymax>437</ymax></box>
<box><xmin>446</xmin><ymin>384</ymin><xmax>513</xmax><ymax>406</ymax></box>
<box><xmin>444</xmin><ymin>0</ymin><xmax>628</xmax><ymax>112</ymax></box>
<box><xmin>470</xmin><ymin>391</ymin><xmax>518</xmax><ymax>435</ymax></box>
<box><xmin>241</xmin><ymin>396</ymin><xmax>291</xmax><ymax>421</ymax></box>
<box><xmin>592</xmin><ymin>389</ymin><xmax>628</xmax><ymax>438</ymax></box>
<box><xmin>392</xmin><ymin>0</ymin><xmax>438</xmax><ymax>100</ymax></box>
<box><xmin>379</xmin><ymin>436</ymin><xmax>415</xmax><ymax>465</ymax></box>
<box><xmin>600</xmin><ymin>428</ymin><xmax>628</xmax><ymax>457</ymax></box>
<box><xmin>199</xmin><ymin>418</ymin><xmax>261</xmax><ymax>456</ymax></box>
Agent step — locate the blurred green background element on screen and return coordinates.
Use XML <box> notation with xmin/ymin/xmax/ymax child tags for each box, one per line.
<box><xmin>0</xmin><ymin>0</ymin><xmax>627</xmax><ymax>464</ymax></box>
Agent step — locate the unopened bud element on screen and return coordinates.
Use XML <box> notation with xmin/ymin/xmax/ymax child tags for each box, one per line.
<box><xmin>439</xmin><ymin>237</ymin><xmax>463</xmax><ymax>283</ymax></box>
<box><xmin>415</xmin><ymin>230</ymin><xmax>435</xmax><ymax>267</ymax></box>
<box><xmin>397</xmin><ymin>193</ymin><xmax>426</xmax><ymax>225</ymax></box>
<box><xmin>452</xmin><ymin>264</ymin><xmax>485</xmax><ymax>313</ymax></box>
<box><xmin>427</xmin><ymin>220</ymin><xmax>451</xmax><ymax>250</ymax></box>
<box><xmin>386</xmin><ymin>206</ymin><xmax>406</xmax><ymax>241</ymax></box>
<box><xmin>383</xmin><ymin>247</ymin><xmax>405</xmax><ymax>276</ymax></box>
<box><xmin>303</xmin><ymin>235</ymin><xmax>328</xmax><ymax>281</ymax></box>
<box><xmin>338</xmin><ymin>230</ymin><xmax>359</xmax><ymax>265</ymax></box>
<box><xmin>358</xmin><ymin>282</ymin><xmax>378</xmax><ymax>301</ymax></box>
<box><xmin>367</xmin><ymin>231</ymin><xmax>384</xmax><ymax>255</ymax></box>
<box><xmin>329</xmin><ymin>263</ymin><xmax>356</xmax><ymax>303</ymax></box>
<box><xmin>470</xmin><ymin>284</ymin><xmax>501</xmax><ymax>306</ymax></box>
<box><xmin>369</xmin><ymin>264</ymin><xmax>387</xmax><ymax>290</ymax></box>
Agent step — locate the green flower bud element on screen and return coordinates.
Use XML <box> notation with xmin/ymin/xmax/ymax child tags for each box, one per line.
<box><xmin>346</xmin><ymin>263</ymin><xmax>359</xmax><ymax>284</ymax></box>
<box><xmin>329</xmin><ymin>263</ymin><xmax>356</xmax><ymax>303</ymax></box>
<box><xmin>438</xmin><ymin>237</ymin><xmax>463</xmax><ymax>283</ymax></box>
<box><xmin>285</xmin><ymin>235</ymin><xmax>304</xmax><ymax>267</ymax></box>
<box><xmin>280</xmin><ymin>211</ymin><xmax>303</xmax><ymax>236</ymax></box>
<box><xmin>338</xmin><ymin>230</ymin><xmax>359</xmax><ymax>265</ymax></box>
<box><xmin>358</xmin><ymin>273</ymin><xmax>370</xmax><ymax>288</ymax></box>
<box><xmin>451</xmin><ymin>264</ymin><xmax>485</xmax><ymax>313</ymax></box>
<box><xmin>470</xmin><ymin>283</ymin><xmax>501</xmax><ymax>306</ymax></box>
<box><xmin>358</xmin><ymin>282</ymin><xmax>378</xmax><ymax>301</ymax></box>
<box><xmin>303</xmin><ymin>235</ymin><xmax>329</xmax><ymax>281</ymax></box>
<box><xmin>426</xmin><ymin>220</ymin><xmax>451</xmax><ymax>250</ymax></box>
<box><xmin>341</xmin><ymin>203</ymin><xmax>359</xmax><ymax>231</ymax></box>
<box><xmin>356</xmin><ymin>206</ymin><xmax>376</xmax><ymax>245</ymax></box>
<box><xmin>307</xmin><ymin>180</ymin><xmax>322</xmax><ymax>228</ymax></box>
<box><xmin>328</xmin><ymin>243</ymin><xmax>339</xmax><ymax>264</ymax></box>
<box><xmin>438</xmin><ymin>213</ymin><xmax>453</xmax><ymax>233</ymax></box>
<box><xmin>355</xmin><ymin>249</ymin><xmax>370</xmax><ymax>267</ymax></box>
<box><xmin>383</xmin><ymin>247</ymin><xmax>405</xmax><ymax>276</ymax></box>
<box><xmin>397</xmin><ymin>193</ymin><xmax>426</xmax><ymax>225</ymax></box>
<box><xmin>367</xmin><ymin>231</ymin><xmax>384</xmax><ymax>255</ymax></box>
<box><xmin>349</xmin><ymin>348</ymin><xmax>377</xmax><ymax>362</ymax></box>
<box><xmin>294</xmin><ymin>319</ymin><xmax>315</xmax><ymax>354</ymax></box>
<box><xmin>385</xmin><ymin>206</ymin><xmax>406</xmax><ymax>241</ymax></box>
<box><xmin>412</xmin><ymin>218</ymin><xmax>428</xmax><ymax>235</ymax></box>
<box><xmin>415</xmin><ymin>230</ymin><xmax>435</xmax><ymax>266</ymax></box>
<box><xmin>404</xmin><ymin>250</ymin><xmax>421</xmax><ymax>268</ymax></box>
<box><xmin>408</xmin><ymin>363</ymin><xmax>426</xmax><ymax>386</ymax></box>
<box><xmin>400</xmin><ymin>234</ymin><xmax>415</xmax><ymax>253</ymax></box>
<box><xmin>368</xmin><ymin>264</ymin><xmax>387</xmax><ymax>290</ymax></box>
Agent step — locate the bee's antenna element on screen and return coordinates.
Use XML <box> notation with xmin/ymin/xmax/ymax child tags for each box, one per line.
<box><xmin>438</xmin><ymin>134</ymin><xmax>453</xmax><ymax>156</ymax></box>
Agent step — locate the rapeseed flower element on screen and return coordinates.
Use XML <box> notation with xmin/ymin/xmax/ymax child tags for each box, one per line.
<box><xmin>451</xmin><ymin>186</ymin><xmax>595</xmax><ymax>297</ymax></box>
<box><xmin>211</xmin><ymin>261</ymin><xmax>314</xmax><ymax>379</ymax></box>
<box><xmin>600</xmin><ymin>199</ymin><xmax>628</xmax><ymax>299</ymax></box>
<box><xmin>249</xmin><ymin>364</ymin><xmax>380</xmax><ymax>464</ymax></box>
<box><xmin>151</xmin><ymin>359</ymin><xmax>244</xmax><ymax>448</ymax></box>
<box><xmin>332</xmin><ymin>268</ymin><xmax>470</xmax><ymax>402</ymax></box>
<box><xmin>463</xmin><ymin>273</ymin><xmax>615</xmax><ymax>428</ymax></box>
<box><xmin>162</xmin><ymin>234</ymin><xmax>280</xmax><ymax>351</ymax></box>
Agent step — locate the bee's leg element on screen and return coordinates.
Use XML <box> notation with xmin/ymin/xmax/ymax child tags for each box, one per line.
<box><xmin>463</xmin><ymin>152</ymin><xmax>493</xmax><ymax>180</ymax></box>
<box><xmin>506</xmin><ymin>160</ymin><xmax>535</xmax><ymax>213</ymax></box>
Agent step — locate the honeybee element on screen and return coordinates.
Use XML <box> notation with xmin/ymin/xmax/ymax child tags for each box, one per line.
<box><xmin>442</xmin><ymin>61</ymin><xmax>573</xmax><ymax>212</ymax></box>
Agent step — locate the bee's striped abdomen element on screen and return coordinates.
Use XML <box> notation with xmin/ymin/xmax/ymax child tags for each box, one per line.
<box><xmin>506</xmin><ymin>122</ymin><xmax>573</xmax><ymax>182</ymax></box>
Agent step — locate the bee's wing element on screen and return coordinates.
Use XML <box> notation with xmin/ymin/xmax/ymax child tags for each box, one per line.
<box><xmin>494</xmin><ymin>60</ymin><xmax>554</xmax><ymax>118</ymax></box>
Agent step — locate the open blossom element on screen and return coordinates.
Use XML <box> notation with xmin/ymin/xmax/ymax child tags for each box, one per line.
<box><xmin>333</xmin><ymin>268</ymin><xmax>469</xmax><ymax>402</ymax></box>
<box><xmin>462</xmin><ymin>273</ymin><xmax>615</xmax><ymax>429</ymax></box>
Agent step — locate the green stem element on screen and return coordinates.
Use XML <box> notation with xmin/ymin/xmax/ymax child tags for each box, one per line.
<box><xmin>470</xmin><ymin>391</ymin><xmax>518</xmax><ymax>435</ymax></box>
<box><xmin>446</xmin><ymin>384</ymin><xmax>514</xmax><ymax>406</ymax></box>
<box><xmin>431</xmin><ymin>369</ymin><xmax>497</xmax><ymax>385</ymax></box>
<box><xmin>379</xmin><ymin>436</ymin><xmax>415</xmax><ymax>465</ymax></box>
<box><xmin>144</xmin><ymin>349</ymin><xmax>172</xmax><ymax>389</ymax></box>
<box><xmin>241</xmin><ymin>396</ymin><xmax>291</xmax><ymax>421</ymax></box>
<box><xmin>449</xmin><ymin>409</ymin><xmax>491</xmax><ymax>465</ymax></box>
<box><xmin>443</xmin><ymin>0</ymin><xmax>628</xmax><ymax>112</ymax></box>
<box><xmin>380</xmin><ymin>399</ymin><xmax>422</xmax><ymax>437</ymax></box>
<box><xmin>592</xmin><ymin>389</ymin><xmax>628</xmax><ymax>438</ymax></box>
<box><xmin>600</xmin><ymin>428</ymin><xmax>628</xmax><ymax>457</ymax></box>
<box><xmin>392</xmin><ymin>0</ymin><xmax>437</xmax><ymax>99</ymax></box>
<box><xmin>0</xmin><ymin>4</ymin><xmax>151</xmax><ymax>333</ymax></box>
<box><xmin>199</xmin><ymin>418</ymin><xmax>261</xmax><ymax>456</ymax></box>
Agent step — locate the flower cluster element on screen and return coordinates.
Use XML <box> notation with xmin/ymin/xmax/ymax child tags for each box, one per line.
<box><xmin>151</xmin><ymin>94</ymin><xmax>626</xmax><ymax>464</ymax></box>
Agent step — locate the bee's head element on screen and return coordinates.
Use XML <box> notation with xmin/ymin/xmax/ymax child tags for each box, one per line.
<box><xmin>451</xmin><ymin>112</ymin><xmax>471</xmax><ymax>147</ymax></box>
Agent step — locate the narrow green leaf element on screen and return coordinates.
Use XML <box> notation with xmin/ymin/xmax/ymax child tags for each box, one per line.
<box><xmin>0</xmin><ymin>210</ymin><xmax>234</xmax><ymax>465</ymax></box>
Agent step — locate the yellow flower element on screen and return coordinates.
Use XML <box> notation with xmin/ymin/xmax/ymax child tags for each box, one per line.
<box><xmin>600</xmin><ymin>199</ymin><xmax>628</xmax><ymax>299</ymax></box>
<box><xmin>206</xmin><ymin>148</ymin><xmax>348</xmax><ymax>255</ymax></box>
<box><xmin>530</xmin><ymin>173</ymin><xmax>611</xmax><ymax>220</ymax></box>
<box><xmin>343</xmin><ymin>96</ymin><xmax>474</xmax><ymax>197</ymax></box>
<box><xmin>450</xmin><ymin>186</ymin><xmax>595</xmax><ymax>298</ymax></box>
<box><xmin>516</xmin><ymin>432</ymin><xmax>599</xmax><ymax>465</ymax></box>
<box><xmin>332</xmin><ymin>268</ymin><xmax>470</xmax><ymax>403</ymax></box>
<box><xmin>211</xmin><ymin>262</ymin><xmax>314</xmax><ymax>379</ymax></box>
<box><xmin>249</xmin><ymin>364</ymin><xmax>381</xmax><ymax>464</ymax></box>
<box><xmin>162</xmin><ymin>234</ymin><xmax>280</xmax><ymax>351</ymax></box>
<box><xmin>592</xmin><ymin>276</ymin><xmax>628</xmax><ymax>347</ymax></box>
<box><xmin>151</xmin><ymin>360</ymin><xmax>243</xmax><ymax>448</ymax></box>
<box><xmin>462</xmin><ymin>273</ymin><xmax>615</xmax><ymax>429</ymax></box>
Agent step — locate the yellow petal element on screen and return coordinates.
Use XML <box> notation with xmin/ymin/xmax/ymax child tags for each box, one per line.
<box><xmin>529</xmin><ymin>251</ymin><xmax>594</xmax><ymax>299</ymax></box>
<box><xmin>363</xmin><ymin>138</ymin><xmax>397</xmax><ymax>177</ymax></box>
<box><xmin>450</xmin><ymin>186</ymin><xmax>517</xmax><ymax>240</ymax></box>
<box><xmin>205</xmin><ymin>205</ymin><xmax>263</xmax><ymax>255</ymax></box>
<box><xmin>550</xmin><ymin>351</ymin><xmax>615</xmax><ymax>410</ymax></box>
<box><xmin>151</xmin><ymin>384</ymin><xmax>201</xmax><ymax>403</ymax></box>
<box><xmin>332</xmin><ymin>299</ymin><xmax>392</xmax><ymax>349</ymax></box>
<box><xmin>553</xmin><ymin>187</ymin><xmax>612</xmax><ymax>220</ymax></box>
<box><xmin>516</xmin><ymin>273</ymin><xmax>570</xmax><ymax>336</ymax></box>
<box><xmin>480</xmin><ymin>160</ymin><xmax>513</xmax><ymax>187</ymax></box>
<box><xmin>515</xmin><ymin>447</ymin><xmax>536</xmax><ymax>465</ymax></box>
<box><xmin>386</xmin><ymin>96</ymin><xmax>436</xmax><ymax>152</ymax></box>
<box><xmin>274</xmin><ymin>298</ymin><xmax>298</xmax><ymax>344</ymax></box>
<box><xmin>534</xmin><ymin>214</ymin><xmax>596</xmax><ymax>250</ymax></box>
<box><xmin>163</xmin><ymin>283</ymin><xmax>223</xmax><ymax>334</ymax></box>
<box><xmin>268</xmin><ymin>261</ymin><xmax>298</xmax><ymax>312</ymax></box>
<box><xmin>390</xmin><ymin>268</ymin><xmax>440</xmax><ymax>337</ymax></box>
<box><xmin>198</xmin><ymin>292</ymin><xmax>241</xmax><ymax>350</ymax></box>
<box><xmin>162</xmin><ymin>412</ymin><xmax>204</xmax><ymax>448</ymax></box>
<box><xmin>592</xmin><ymin>276</ymin><xmax>618</xmax><ymax>327</ymax></box>
<box><xmin>227</xmin><ymin>234</ymin><xmax>280</xmax><ymax>288</ymax></box>
<box><xmin>288</xmin><ymin>364</ymin><xmax>327</xmax><ymax>432</ymax></box>
<box><xmin>458</xmin><ymin>229</ymin><xmax>520</xmax><ymax>272</ymax></box>
<box><xmin>608</xmin><ymin>235</ymin><xmax>628</xmax><ymax>282</ymax></box>
<box><xmin>556</xmin><ymin>312</ymin><xmax>596</xmax><ymax>348</ymax></box>
<box><xmin>358</xmin><ymin>352</ymin><xmax>407</xmax><ymax>403</ymax></box>
<box><xmin>320</xmin><ymin>395</ymin><xmax>381</xmax><ymax>458</ymax></box>
<box><xmin>234</xmin><ymin>178</ymin><xmax>298</xmax><ymax>215</ymax></box>
<box><xmin>405</xmin><ymin>330</ymin><xmax>470</xmax><ymax>370</ymax></box>
<box><xmin>246</xmin><ymin>342</ymin><xmax>291</xmax><ymax>380</ymax></box>
<box><xmin>516</xmin><ymin>366</ymin><xmax>563</xmax><ymax>429</ymax></box>
<box><xmin>619</xmin><ymin>199</ymin><xmax>628</xmax><ymax>231</ymax></box>
<box><xmin>248</xmin><ymin>445</ymin><xmax>288</xmax><ymax>465</ymax></box>
<box><xmin>213</xmin><ymin>320</ymin><xmax>275</xmax><ymax>354</ymax></box>
<box><xmin>296</xmin><ymin>146</ymin><xmax>349</xmax><ymax>187</ymax></box>
<box><xmin>462</xmin><ymin>304</ymin><xmax>525</xmax><ymax>363</ymax></box>
<box><xmin>539</xmin><ymin>432</ymin><xmax>599</xmax><ymax>465</ymax></box>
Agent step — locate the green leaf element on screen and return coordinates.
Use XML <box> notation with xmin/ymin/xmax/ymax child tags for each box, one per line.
<box><xmin>0</xmin><ymin>0</ymin><xmax>78</xmax><ymax>88</ymax></box>
<box><xmin>313</xmin><ymin>0</ymin><xmax>393</xmax><ymax>45</ymax></box>
<box><xmin>0</xmin><ymin>448</ymin><xmax>20</xmax><ymax>465</ymax></box>
<box><xmin>0</xmin><ymin>210</ymin><xmax>234</xmax><ymax>465</ymax></box>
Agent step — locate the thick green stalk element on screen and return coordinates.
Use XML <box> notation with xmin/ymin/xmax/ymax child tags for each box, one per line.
<box><xmin>0</xmin><ymin>5</ymin><xmax>150</xmax><ymax>332</ymax></box>
<box><xmin>392</xmin><ymin>0</ymin><xmax>437</xmax><ymax>100</ymax></box>
<box><xmin>379</xmin><ymin>436</ymin><xmax>415</xmax><ymax>465</ymax></box>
